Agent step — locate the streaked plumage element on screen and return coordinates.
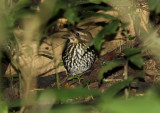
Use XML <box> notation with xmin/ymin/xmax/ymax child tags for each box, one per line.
<box><xmin>62</xmin><ymin>30</ymin><xmax>96</xmax><ymax>75</ymax></box>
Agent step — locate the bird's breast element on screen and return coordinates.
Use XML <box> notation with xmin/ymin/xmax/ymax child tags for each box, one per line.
<box><xmin>62</xmin><ymin>43</ymin><xmax>96</xmax><ymax>75</ymax></box>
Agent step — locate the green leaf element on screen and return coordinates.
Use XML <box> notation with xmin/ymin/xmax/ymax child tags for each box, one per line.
<box><xmin>102</xmin><ymin>78</ymin><xmax>133</xmax><ymax>98</ymax></box>
<box><xmin>12</xmin><ymin>74</ymin><xmax>19</xmax><ymax>78</ymax></box>
<box><xmin>124</xmin><ymin>48</ymin><xmax>141</xmax><ymax>57</ymax></box>
<box><xmin>100</xmin><ymin>90</ymin><xmax>160</xmax><ymax>113</ymax></box>
<box><xmin>0</xmin><ymin>101</ymin><xmax>8</xmax><ymax>113</ymax></box>
<box><xmin>124</xmin><ymin>48</ymin><xmax>144</xmax><ymax>68</ymax></box>
<box><xmin>104</xmin><ymin>20</ymin><xmax>119</xmax><ymax>34</ymax></box>
<box><xmin>89</xmin><ymin>0</ymin><xmax>102</xmax><ymax>3</ymax></box>
<box><xmin>128</xmin><ymin>35</ymin><xmax>135</xmax><ymax>40</ymax></box>
<box><xmin>98</xmin><ymin>60</ymin><xmax>123</xmax><ymax>81</ymax></box>
<box><xmin>129</xmin><ymin>54</ymin><xmax>144</xmax><ymax>68</ymax></box>
<box><xmin>67</xmin><ymin>76</ymin><xmax>77</xmax><ymax>81</ymax></box>
<box><xmin>64</xmin><ymin>7</ymin><xmax>80</xmax><ymax>25</ymax></box>
<box><xmin>59</xmin><ymin>62</ymin><xmax>64</xmax><ymax>66</ymax></box>
<box><xmin>67</xmin><ymin>74</ymin><xmax>83</xmax><ymax>81</ymax></box>
<box><xmin>7</xmin><ymin>74</ymin><xmax>19</xmax><ymax>78</ymax></box>
<box><xmin>13</xmin><ymin>0</ymin><xmax>32</xmax><ymax>11</ymax></box>
<box><xmin>93</xmin><ymin>33</ymin><xmax>103</xmax><ymax>52</ymax></box>
<box><xmin>121</xmin><ymin>22</ymin><xmax>129</xmax><ymax>28</ymax></box>
<box><xmin>8</xmin><ymin>99</ymin><xmax>21</xmax><ymax>108</ymax></box>
<box><xmin>37</xmin><ymin>88</ymin><xmax>100</xmax><ymax>101</ymax></box>
<box><xmin>85</xmin><ymin>5</ymin><xmax>113</xmax><ymax>11</ymax></box>
<box><xmin>82</xmin><ymin>80</ymin><xmax>90</xmax><ymax>88</ymax></box>
<box><xmin>148</xmin><ymin>0</ymin><xmax>160</xmax><ymax>13</ymax></box>
<box><xmin>102</xmin><ymin>0</ymin><xmax>110</xmax><ymax>2</ymax></box>
<box><xmin>94</xmin><ymin>20</ymin><xmax>119</xmax><ymax>51</ymax></box>
<box><xmin>49</xmin><ymin>104</ymin><xmax>93</xmax><ymax>113</ymax></box>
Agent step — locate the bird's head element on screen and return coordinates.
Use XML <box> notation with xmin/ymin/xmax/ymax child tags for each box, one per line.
<box><xmin>64</xmin><ymin>30</ymin><xmax>93</xmax><ymax>44</ymax></box>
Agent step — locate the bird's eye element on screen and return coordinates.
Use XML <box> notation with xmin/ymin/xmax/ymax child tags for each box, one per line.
<box><xmin>75</xmin><ymin>32</ymin><xmax>80</xmax><ymax>38</ymax></box>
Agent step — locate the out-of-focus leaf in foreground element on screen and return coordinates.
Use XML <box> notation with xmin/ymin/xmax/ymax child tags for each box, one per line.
<box><xmin>37</xmin><ymin>88</ymin><xmax>100</xmax><ymax>101</ymax></box>
<box><xmin>148</xmin><ymin>0</ymin><xmax>160</xmax><ymax>13</ymax></box>
<box><xmin>99</xmin><ymin>90</ymin><xmax>160</xmax><ymax>113</ymax></box>
<box><xmin>0</xmin><ymin>101</ymin><xmax>8</xmax><ymax>113</ymax></box>
<box><xmin>12</xmin><ymin>0</ymin><xmax>31</xmax><ymax>10</ymax></box>
<box><xmin>8</xmin><ymin>99</ymin><xmax>21</xmax><ymax>108</ymax></box>
<box><xmin>49</xmin><ymin>104</ymin><xmax>96</xmax><ymax>113</ymax></box>
<box><xmin>9</xmin><ymin>88</ymin><xmax>100</xmax><ymax>108</ymax></box>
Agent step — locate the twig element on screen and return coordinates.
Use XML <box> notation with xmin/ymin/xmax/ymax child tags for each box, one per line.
<box><xmin>123</xmin><ymin>60</ymin><xmax>129</xmax><ymax>99</ymax></box>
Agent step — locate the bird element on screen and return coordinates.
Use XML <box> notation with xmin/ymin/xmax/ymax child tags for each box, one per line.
<box><xmin>62</xmin><ymin>30</ymin><xmax>96</xmax><ymax>76</ymax></box>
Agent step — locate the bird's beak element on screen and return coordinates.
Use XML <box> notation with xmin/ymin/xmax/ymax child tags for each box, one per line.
<box><xmin>62</xmin><ymin>34</ymin><xmax>70</xmax><ymax>39</ymax></box>
<box><xmin>62</xmin><ymin>32</ymin><xmax>74</xmax><ymax>39</ymax></box>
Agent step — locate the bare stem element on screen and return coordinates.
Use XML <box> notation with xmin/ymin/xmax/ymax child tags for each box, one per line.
<box><xmin>120</xmin><ymin>39</ymin><xmax>122</xmax><ymax>53</ymax></box>
<box><xmin>123</xmin><ymin>60</ymin><xmax>129</xmax><ymax>99</ymax></box>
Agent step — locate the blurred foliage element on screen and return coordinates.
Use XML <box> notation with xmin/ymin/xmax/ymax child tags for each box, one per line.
<box><xmin>7</xmin><ymin>78</ymin><xmax>160</xmax><ymax>113</ymax></box>
<box><xmin>124</xmin><ymin>48</ymin><xmax>144</xmax><ymax>68</ymax></box>
<box><xmin>0</xmin><ymin>101</ymin><xmax>8</xmax><ymax>113</ymax></box>
<box><xmin>64</xmin><ymin>7</ymin><xmax>80</xmax><ymax>25</ymax></box>
<box><xmin>99</xmin><ymin>90</ymin><xmax>160</xmax><ymax>113</ymax></box>
<box><xmin>8</xmin><ymin>88</ymin><xmax>100</xmax><ymax>107</ymax></box>
<box><xmin>0</xmin><ymin>0</ymin><xmax>160</xmax><ymax>113</ymax></box>
<box><xmin>37</xmin><ymin>88</ymin><xmax>100</xmax><ymax>101</ymax></box>
<box><xmin>94</xmin><ymin>20</ymin><xmax>119</xmax><ymax>51</ymax></box>
<box><xmin>148</xmin><ymin>0</ymin><xmax>160</xmax><ymax>13</ymax></box>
